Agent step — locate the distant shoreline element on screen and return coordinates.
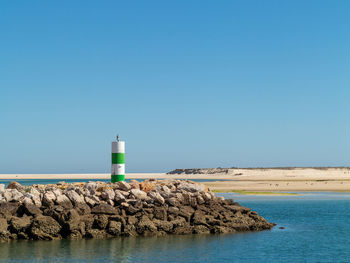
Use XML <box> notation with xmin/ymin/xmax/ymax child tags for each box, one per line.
<box><xmin>0</xmin><ymin>167</ymin><xmax>349</xmax><ymax>192</ymax></box>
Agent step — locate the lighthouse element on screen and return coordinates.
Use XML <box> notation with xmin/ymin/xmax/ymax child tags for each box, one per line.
<box><xmin>111</xmin><ymin>135</ymin><xmax>125</xmax><ymax>182</ymax></box>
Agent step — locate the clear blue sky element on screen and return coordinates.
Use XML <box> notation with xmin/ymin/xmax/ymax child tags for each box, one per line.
<box><xmin>1</xmin><ymin>1</ymin><xmax>349</xmax><ymax>173</ymax></box>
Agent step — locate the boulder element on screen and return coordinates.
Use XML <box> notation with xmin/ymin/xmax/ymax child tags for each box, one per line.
<box><xmin>59</xmin><ymin>209</ymin><xmax>82</xmax><ymax>235</ymax></box>
<box><xmin>66</xmin><ymin>190</ymin><xmax>84</xmax><ymax>205</ymax></box>
<box><xmin>153</xmin><ymin>219</ymin><xmax>173</xmax><ymax>232</ymax></box>
<box><xmin>197</xmin><ymin>196</ymin><xmax>205</xmax><ymax>205</ymax></box>
<box><xmin>0</xmin><ymin>218</ymin><xmax>9</xmax><ymax>235</ymax></box>
<box><xmin>114</xmin><ymin>191</ymin><xmax>126</xmax><ymax>203</ymax></box>
<box><xmin>7</xmin><ymin>182</ymin><xmax>23</xmax><ymax>191</ymax></box>
<box><xmin>22</xmin><ymin>203</ymin><xmax>42</xmax><ymax>216</ymax></box>
<box><xmin>101</xmin><ymin>189</ymin><xmax>115</xmax><ymax>201</ymax></box>
<box><xmin>85</xmin><ymin>196</ymin><xmax>97</xmax><ymax>207</ymax></box>
<box><xmin>10</xmin><ymin>216</ymin><xmax>31</xmax><ymax>233</ymax></box>
<box><xmin>192</xmin><ymin>211</ymin><xmax>207</xmax><ymax>226</ymax></box>
<box><xmin>139</xmin><ymin>181</ymin><xmax>155</xmax><ymax>192</ymax></box>
<box><xmin>193</xmin><ymin>225</ymin><xmax>210</xmax><ymax>234</ymax></box>
<box><xmin>201</xmin><ymin>192</ymin><xmax>212</xmax><ymax>202</ymax></box>
<box><xmin>168</xmin><ymin>206</ymin><xmax>179</xmax><ymax>215</ymax></box>
<box><xmin>30</xmin><ymin>216</ymin><xmax>61</xmax><ymax>240</ymax></box>
<box><xmin>91</xmin><ymin>204</ymin><xmax>119</xmax><ymax>215</ymax></box>
<box><xmin>0</xmin><ymin>203</ymin><xmax>20</xmax><ymax>217</ymax></box>
<box><xmin>93</xmin><ymin>215</ymin><xmax>109</xmax><ymax>229</ymax></box>
<box><xmin>84</xmin><ymin>182</ymin><xmax>98</xmax><ymax>192</ymax></box>
<box><xmin>28</xmin><ymin>189</ymin><xmax>42</xmax><ymax>206</ymax></box>
<box><xmin>161</xmin><ymin>185</ymin><xmax>171</xmax><ymax>194</ymax></box>
<box><xmin>22</xmin><ymin>197</ymin><xmax>34</xmax><ymax>206</ymax></box>
<box><xmin>177</xmin><ymin>182</ymin><xmax>206</xmax><ymax>193</ymax></box>
<box><xmin>147</xmin><ymin>191</ymin><xmax>164</xmax><ymax>205</ymax></box>
<box><xmin>107</xmin><ymin>221</ymin><xmax>122</xmax><ymax>236</ymax></box>
<box><xmin>130</xmin><ymin>189</ymin><xmax>147</xmax><ymax>200</ymax></box>
<box><xmin>42</xmin><ymin>191</ymin><xmax>56</xmax><ymax>207</ymax></box>
<box><xmin>178</xmin><ymin>206</ymin><xmax>195</xmax><ymax>222</ymax></box>
<box><xmin>136</xmin><ymin>216</ymin><xmax>157</xmax><ymax>235</ymax></box>
<box><xmin>154</xmin><ymin>207</ymin><xmax>167</xmax><ymax>220</ymax></box>
<box><xmin>56</xmin><ymin>195</ymin><xmax>73</xmax><ymax>209</ymax></box>
<box><xmin>116</xmin><ymin>181</ymin><xmax>131</xmax><ymax>191</ymax></box>
<box><xmin>129</xmin><ymin>180</ymin><xmax>140</xmax><ymax>189</ymax></box>
<box><xmin>74</xmin><ymin>203</ymin><xmax>91</xmax><ymax>215</ymax></box>
<box><xmin>4</xmin><ymin>189</ymin><xmax>23</xmax><ymax>202</ymax></box>
<box><xmin>166</xmin><ymin>197</ymin><xmax>178</xmax><ymax>206</ymax></box>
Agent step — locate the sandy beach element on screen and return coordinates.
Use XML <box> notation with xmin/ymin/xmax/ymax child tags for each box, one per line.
<box><xmin>1</xmin><ymin>168</ymin><xmax>349</xmax><ymax>192</ymax></box>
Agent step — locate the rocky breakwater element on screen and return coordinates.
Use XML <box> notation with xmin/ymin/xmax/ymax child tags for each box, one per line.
<box><xmin>0</xmin><ymin>180</ymin><xmax>274</xmax><ymax>241</ymax></box>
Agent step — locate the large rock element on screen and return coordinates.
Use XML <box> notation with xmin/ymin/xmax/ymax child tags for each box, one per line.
<box><xmin>116</xmin><ymin>181</ymin><xmax>131</xmax><ymax>191</ymax></box>
<box><xmin>22</xmin><ymin>203</ymin><xmax>42</xmax><ymax>216</ymax></box>
<box><xmin>74</xmin><ymin>203</ymin><xmax>91</xmax><ymax>215</ymax></box>
<box><xmin>30</xmin><ymin>216</ymin><xmax>61</xmax><ymax>240</ymax></box>
<box><xmin>28</xmin><ymin>188</ymin><xmax>42</xmax><ymax>206</ymax></box>
<box><xmin>177</xmin><ymin>182</ymin><xmax>206</xmax><ymax>193</ymax></box>
<box><xmin>93</xmin><ymin>214</ymin><xmax>108</xmax><ymax>229</ymax></box>
<box><xmin>22</xmin><ymin>197</ymin><xmax>34</xmax><ymax>206</ymax></box>
<box><xmin>154</xmin><ymin>207</ymin><xmax>167</xmax><ymax>220</ymax></box>
<box><xmin>129</xmin><ymin>180</ymin><xmax>140</xmax><ymax>189</ymax></box>
<box><xmin>114</xmin><ymin>191</ymin><xmax>126</xmax><ymax>203</ymax></box>
<box><xmin>10</xmin><ymin>216</ymin><xmax>31</xmax><ymax>233</ymax></box>
<box><xmin>101</xmin><ymin>189</ymin><xmax>115</xmax><ymax>201</ymax></box>
<box><xmin>42</xmin><ymin>191</ymin><xmax>56</xmax><ymax>207</ymax></box>
<box><xmin>4</xmin><ymin>189</ymin><xmax>24</xmax><ymax>202</ymax></box>
<box><xmin>85</xmin><ymin>196</ymin><xmax>97</xmax><ymax>207</ymax></box>
<box><xmin>0</xmin><ymin>218</ymin><xmax>9</xmax><ymax>235</ymax></box>
<box><xmin>193</xmin><ymin>225</ymin><xmax>210</xmax><ymax>234</ymax></box>
<box><xmin>0</xmin><ymin>202</ymin><xmax>19</xmax><ymax>217</ymax></box>
<box><xmin>139</xmin><ymin>181</ymin><xmax>155</xmax><ymax>192</ymax></box>
<box><xmin>66</xmin><ymin>190</ymin><xmax>84</xmax><ymax>205</ymax></box>
<box><xmin>153</xmin><ymin>219</ymin><xmax>173</xmax><ymax>232</ymax></box>
<box><xmin>91</xmin><ymin>204</ymin><xmax>119</xmax><ymax>215</ymax></box>
<box><xmin>56</xmin><ymin>194</ymin><xmax>73</xmax><ymax>209</ymax></box>
<box><xmin>107</xmin><ymin>221</ymin><xmax>122</xmax><ymax>236</ymax></box>
<box><xmin>147</xmin><ymin>191</ymin><xmax>165</xmax><ymax>205</ymax></box>
<box><xmin>84</xmin><ymin>182</ymin><xmax>98</xmax><ymax>192</ymax></box>
<box><xmin>130</xmin><ymin>189</ymin><xmax>147</xmax><ymax>200</ymax></box>
<box><xmin>136</xmin><ymin>215</ymin><xmax>157</xmax><ymax>235</ymax></box>
<box><xmin>7</xmin><ymin>182</ymin><xmax>24</xmax><ymax>191</ymax></box>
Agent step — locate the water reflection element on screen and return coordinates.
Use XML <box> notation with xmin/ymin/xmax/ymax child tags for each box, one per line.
<box><xmin>0</xmin><ymin>234</ymin><xmax>235</xmax><ymax>263</ymax></box>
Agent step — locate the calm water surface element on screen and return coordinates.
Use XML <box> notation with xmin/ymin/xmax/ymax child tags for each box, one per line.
<box><xmin>0</xmin><ymin>192</ymin><xmax>349</xmax><ymax>262</ymax></box>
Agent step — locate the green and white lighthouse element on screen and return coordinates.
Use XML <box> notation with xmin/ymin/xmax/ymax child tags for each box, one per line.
<box><xmin>111</xmin><ymin>135</ymin><xmax>125</xmax><ymax>182</ymax></box>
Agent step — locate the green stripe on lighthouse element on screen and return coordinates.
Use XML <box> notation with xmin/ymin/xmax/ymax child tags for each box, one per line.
<box><xmin>112</xmin><ymin>174</ymin><xmax>125</xmax><ymax>183</ymax></box>
<box><xmin>112</xmin><ymin>153</ymin><xmax>125</xmax><ymax>164</ymax></box>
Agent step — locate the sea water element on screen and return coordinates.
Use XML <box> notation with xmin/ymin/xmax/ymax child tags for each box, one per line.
<box><xmin>0</xmin><ymin>192</ymin><xmax>349</xmax><ymax>262</ymax></box>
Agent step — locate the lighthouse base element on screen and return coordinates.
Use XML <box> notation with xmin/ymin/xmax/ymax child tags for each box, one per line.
<box><xmin>111</xmin><ymin>174</ymin><xmax>125</xmax><ymax>183</ymax></box>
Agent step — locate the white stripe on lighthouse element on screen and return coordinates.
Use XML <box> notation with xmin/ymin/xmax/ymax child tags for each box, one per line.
<box><xmin>111</xmin><ymin>164</ymin><xmax>125</xmax><ymax>175</ymax></box>
<box><xmin>112</xmin><ymin>141</ymin><xmax>125</xmax><ymax>153</ymax></box>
